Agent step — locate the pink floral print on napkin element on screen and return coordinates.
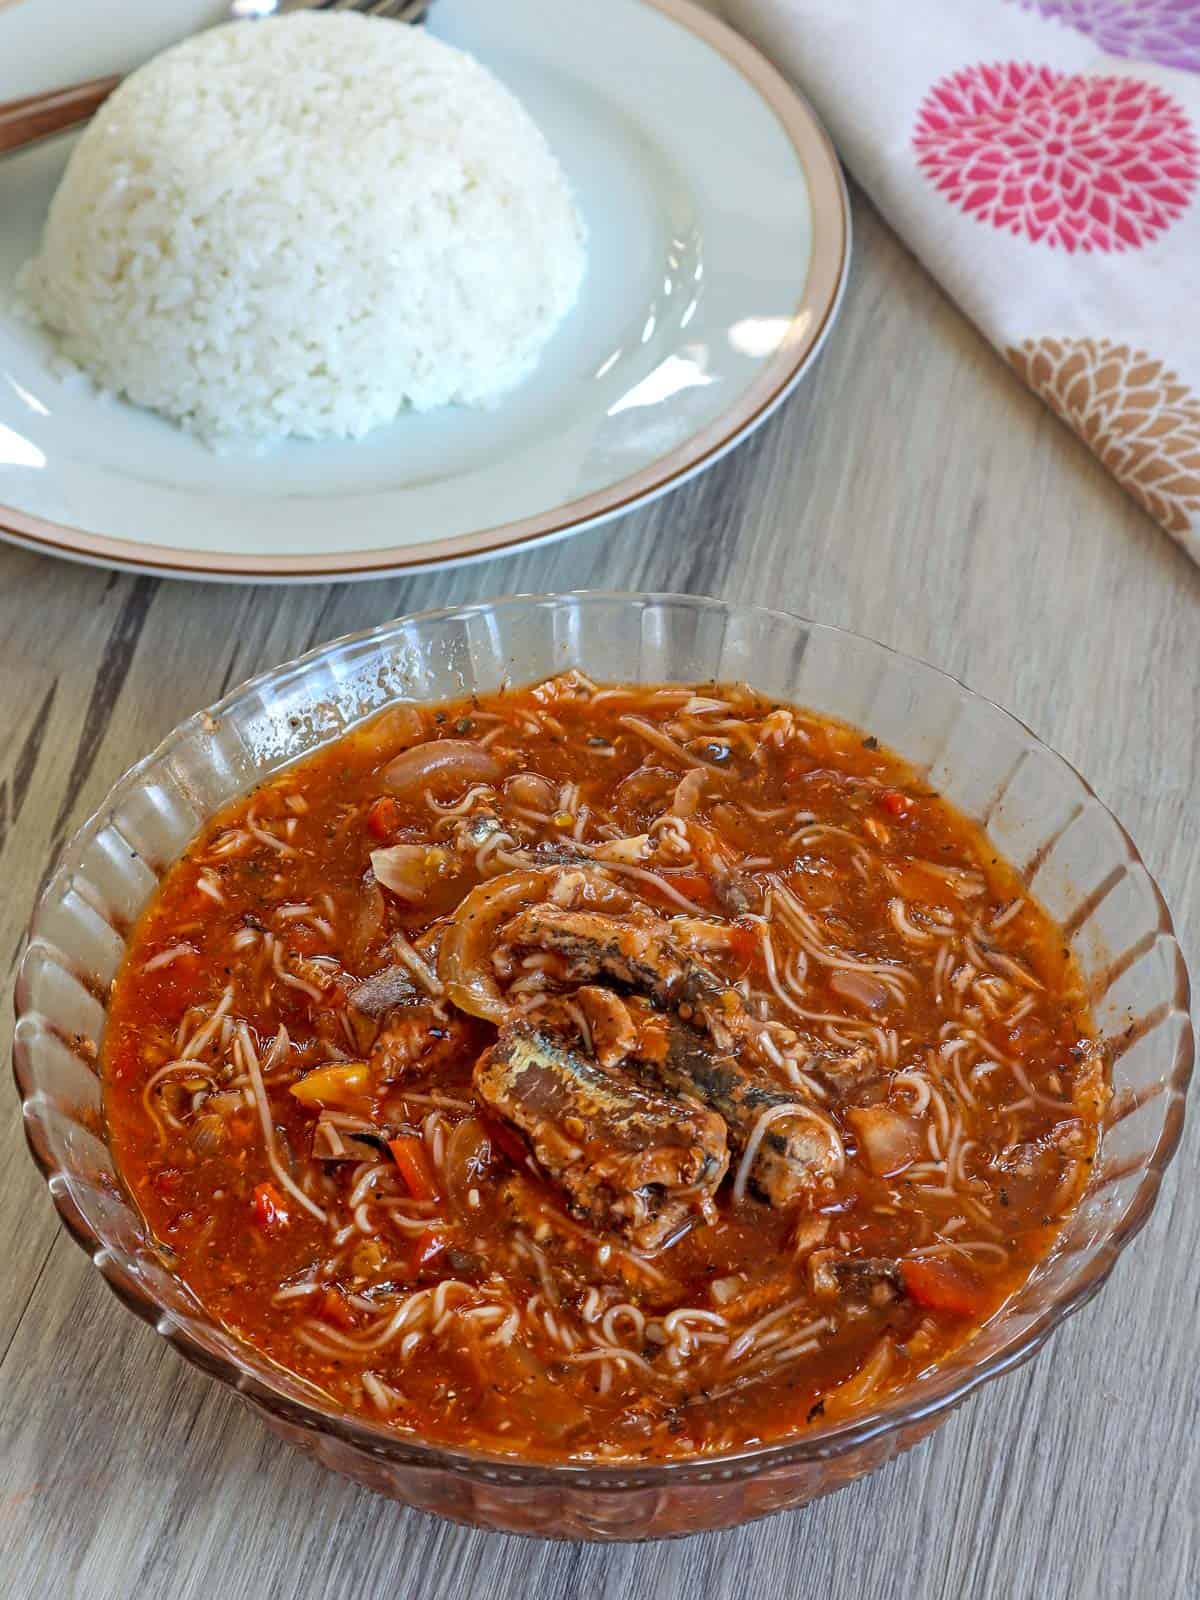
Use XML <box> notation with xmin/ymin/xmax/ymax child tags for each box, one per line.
<box><xmin>913</xmin><ymin>62</ymin><xmax>1198</xmax><ymax>250</ymax></box>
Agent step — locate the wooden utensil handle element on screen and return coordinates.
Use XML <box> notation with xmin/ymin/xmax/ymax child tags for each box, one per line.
<box><xmin>0</xmin><ymin>74</ymin><xmax>120</xmax><ymax>156</ymax></box>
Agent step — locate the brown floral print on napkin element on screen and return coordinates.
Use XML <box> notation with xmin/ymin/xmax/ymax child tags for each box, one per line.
<box><xmin>1007</xmin><ymin>337</ymin><xmax>1200</xmax><ymax>536</ymax></box>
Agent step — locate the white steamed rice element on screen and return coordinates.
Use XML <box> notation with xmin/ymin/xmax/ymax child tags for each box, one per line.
<box><xmin>18</xmin><ymin>13</ymin><xmax>587</xmax><ymax>444</ymax></box>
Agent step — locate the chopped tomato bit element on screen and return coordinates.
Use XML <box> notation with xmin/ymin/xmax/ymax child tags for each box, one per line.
<box><xmin>226</xmin><ymin>1113</ymin><xmax>256</xmax><ymax>1146</ymax></box>
<box><xmin>317</xmin><ymin>1287</ymin><xmax>355</xmax><ymax>1328</ymax></box>
<box><xmin>667</xmin><ymin>873</ymin><xmax>715</xmax><ymax>904</ymax></box>
<box><xmin>728</xmin><ymin>922</ymin><xmax>762</xmax><ymax>969</ymax></box>
<box><xmin>388</xmin><ymin>1134</ymin><xmax>439</xmax><ymax>1201</ymax></box>
<box><xmin>900</xmin><ymin>1257</ymin><xmax>985</xmax><ymax>1318</ymax></box>
<box><xmin>880</xmin><ymin>789</ymin><xmax>912</xmax><ymax>818</ymax></box>
<box><xmin>366</xmin><ymin>795</ymin><xmax>402</xmax><ymax>841</ymax></box>
<box><xmin>251</xmin><ymin>1182</ymin><xmax>289</xmax><ymax>1232</ymax></box>
<box><xmin>408</xmin><ymin>1227</ymin><xmax>448</xmax><ymax>1276</ymax></box>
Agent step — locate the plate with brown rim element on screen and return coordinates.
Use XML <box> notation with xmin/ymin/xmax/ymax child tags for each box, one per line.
<box><xmin>0</xmin><ymin>0</ymin><xmax>848</xmax><ymax>582</ymax></box>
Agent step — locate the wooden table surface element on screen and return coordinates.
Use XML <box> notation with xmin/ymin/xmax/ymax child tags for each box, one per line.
<box><xmin>1</xmin><ymin>186</ymin><xmax>1197</xmax><ymax>1599</ymax></box>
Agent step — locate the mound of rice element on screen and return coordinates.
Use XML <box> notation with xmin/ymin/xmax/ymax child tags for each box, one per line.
<box><xmin>19</xmin><ymin>14</ymin><xmax>586</xmax><ymax>444</ymax></box>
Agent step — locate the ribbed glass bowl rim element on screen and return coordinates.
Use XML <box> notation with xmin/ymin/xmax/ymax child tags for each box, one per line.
<box><xmin>12</xmin><ymin>591</ymin><xmax>1194</xmax><ymax>1490</ymax></box>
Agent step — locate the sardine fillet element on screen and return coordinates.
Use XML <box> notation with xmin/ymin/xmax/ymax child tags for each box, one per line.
<box><xmin>474</xmin><ymin>1022</ymin><xmax>727</xmax><ymax>1249</ymax></box>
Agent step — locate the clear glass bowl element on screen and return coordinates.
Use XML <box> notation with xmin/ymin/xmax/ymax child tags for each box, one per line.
<box><xmin>12</xmin><ymin>593</ymin><xmax>1192</xmax><ymax>1540</ymax></box>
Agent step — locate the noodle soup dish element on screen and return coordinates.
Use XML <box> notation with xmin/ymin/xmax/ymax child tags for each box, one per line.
<box><xmin>102</xmin><ymin>674</ymin><xmax>1109</xmax><ymax>1462</ymax></box>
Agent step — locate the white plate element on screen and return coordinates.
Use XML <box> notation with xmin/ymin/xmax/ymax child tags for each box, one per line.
<box><xmin>0</xmin><ymin>0</ymin><xmax>848</xmax><ymax>581</ymax></box>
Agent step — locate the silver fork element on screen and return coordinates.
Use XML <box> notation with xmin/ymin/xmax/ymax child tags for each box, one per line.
<box><xmin>0</xmin><ymin>0</ymin><xmax>431</xmax><ymax>159</ymax></box>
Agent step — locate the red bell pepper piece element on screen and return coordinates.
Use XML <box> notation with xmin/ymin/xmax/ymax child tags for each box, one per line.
<box><xmin>388</xmin><ymin>1134</ymin><xmax>439</xmax><ymax>1201</ymax></box>
<box><xmin>900</xmin><ymin>1257</ymin><xmax>986</xmax><ymax>1318</ymax></box>
<box><xmin>251</xmin><ymin>1181</ymin><xmax>289</xmax><ymax>1231</ymax></box>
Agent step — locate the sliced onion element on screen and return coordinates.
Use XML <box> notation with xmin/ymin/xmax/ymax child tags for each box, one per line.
<box><xmin>370</xmin><ymin>843</ymin><xmax>443</xmax><ymax>902</ymax></box>
<box><xmin>592</xmin><ymin>834</ymin><xmax>651</xmax><ymax>864</ymax></box>
<box><xmin>613</xmin><ymin>765</ymin><xmax>676</xmax><ymax>811</ymax></box>
<box><xmin>438</xmin><ymin>870</ymin><xmax>549</xmax><ymax>1020</ymax></box>
<box><xmin>505</xmin><ymin>772</ymin><xmax>555</xmax><ymax>810</ymax></box>
<box><xmin>846</xmin><ymin>1105</ymin><xmax>920</xmax><ymax>1176</ymax></box>
<box><xmin>547</xmin><ymin>869</ymin><xmax>636</xmax><ymax>913</ymax></box>
<box><xmin>382</xmin><ymin>740</ymin><xmax>501</xmax><ymax>801</ymax></box>
<box><xmin>830</xmin><ymin>969</ymin><xmax>891</xmax><ymax>1013</ymax></box>
<box><xmin>669</xmin><ymin>768</ymin><xmax>708</xmax><ymax>818</ymax></box>
<box><xmin>443</xmin><ymin>1117</ymin><xmax>494</xmax><ymax>1212</ymax></box>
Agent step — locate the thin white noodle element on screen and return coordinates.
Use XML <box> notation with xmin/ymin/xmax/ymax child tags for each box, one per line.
<box><xmin>892</xmin><ymin>1071</ymin><xmax>932</xmax><ymax>1118</ymax></box>
<box><xmin>142</xmin><ymin>943</ymin><xmax>195</xmax><ymax>973</ymax></box>
<box><xmin>247</xmin><ymin>818</ymin><xmax>299</xmax><ymax>858</ymax></box>
<box><xmin>600</xmin><ymin>1304</ymin><xmax>645</xmax><ymax>1346</ymax></box>
<box><xmin>361</xmin><ymin>1372</ymin><xmax>399</xmax><ymax>1414</ymax></box>
<box><xmin>932</xmin><ymin>941</ymin><xmax>954</xmax><ymax>1003</ymax></box>
<box><xmin>788</xmin><ymin>822</ymin><xmax>856</xmax><ymax>850</ymax></box>
<box><xmin>590</xmin><ymin>859</ymin><xmax>711</xmax><ymax>914</ymax></box>
<box><xmin>771</xmin><ymin>882</ymin><xmax>910</xmax><ymax>1001</ymax></box>
<box><xmin>966</xmin><ymin>1029</ymin><xmax>1072</xmax><ymax>1109</ymax></box>
<box><xmin>209</xmin><ymin>829</ymin><xmax>251</xmax><ymax>858</ymax></box>
<box><xmin>196</xmin><ymin>874</ymin><xmax>225</xmax><ymax>905</ymax></box>
<box><xmin>662</xmin><ymin>1306</ymin><xmax>728</xmax><ymax>1334</ymax></box>
<box><xmin>733</xmin><ymin>1103</ymin><xmax>807</xmax><ymax>1204</ymax></box>
<box><xmin>380</xmin><ymin>1209</ymin><xmax>440</xmax><ymax>1235</ymax></box>
<box><xmin>300</xmin><ymin>1283</ymin><xmax>476</xmax><ymax>1356</ymax></box>
<box><xmin>141</xmin><ymin>1061</ymin><xmax>218</xmax><ymax>1139</ymax></box>
<box><xmin>618</xmin><ymin>715</ymin><xmax>723</xmax><ymax>771</ymax></box>
<box><xmin>241</xmin><ymin>1022</ymin><xmax>326</xmax><ymax>1223</ymax></box>
<box><xmin>757</xmin><ymin>925</ymin><xmax>810</xmax><ymax>1021</ymax></box>
<box><xmin>427</xmin><ymin>784</ymin><xmax>495</xmax><ymax>816</ymax></box>
<box><xmin>913</xmin><ymin>1240</ymin><xmax>1009</xmax><ymax>1263</ymax></box>
<box><xmin>950</xmin><ymin>1047</ymin><xmax>980</xmax><ymax>1111</ymax></box>
<box><xmin>272</xmin><ymin>1280</ymin><xmax>321</xmax><ymax>1303</ymax></box>
<box><xmin>271</xmin><ymin>940</ymin><xmax>323</xmax><ymax>1002</ymax></box>
<box><xmin>726</xmin><ymin>1307</ymin><xmax>829</xmax><ymax>1368</ymax></box>
<box><xmin>259</xmin><ymin>1027</ymin><xmax>293</xmax><ymax>1081</ymax></box>
<box><xmin>950</xmin><ymin>1138</ymin><xmax>978</xmax><ymax>1190</ymax></box>
<box><xmin>349</xmin><ymin>1163</ymin><xmax>391</xmax><ymax>1209</ymax></box>
<box><xmin>733</xmin><ymin>1332</ymin><xmax>824</xmax><ymax>1379</ymax></box>
<box><xmin>965</xmin><ymin>930</ymin><xmax>1042</xmax><ymax>992</ymax></box>
<box><xmin>989</xmin><ymin>899</ymin><xmax>1025</xmax><ymax>932</ymax></box>
<box><xmin>567</xmin><ymin>1347</ymin><xmax>656</xmax><ymax>1374</ymax></box>
<box><xmin>483</xmin><ymin>1308</ymin><xmax>520</xmax><ymax>1347</ymax></box>
<box><xmin>181</xmin><ymin>987</ymin><xmax>234</xmax><ymax>1061</ymax></box>
<box><xmin>390</xmin><ymin>932</ymin><xmax>443</xmax><ymax>997</ymax></box>
<box><xmin>889</xmin><ymin>898</ymin><xmax>938</xmax><ymax>945</ymax></box>
<box><xmin>399</xmin><ymin>1091</ymin><xmax>474</xmax><ymax>1112</ymax></box>
<box><xmin>476</xmin><ymin>830</ymin><xmax>517</xmax><ymax>872</ymax></box>
<box><xmin>422</xmin><ymin>1111</ymin><xmax>448</xmax><ymax>1175</ymax></box>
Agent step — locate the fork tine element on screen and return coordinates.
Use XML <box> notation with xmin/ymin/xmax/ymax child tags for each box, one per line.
<box><xmin>362</xmin><ymin>0</ymin><xmax>431</xmax><ymax>18</ymax></box>
<box><xmin>277</xmin><ymin>0</ymin><xmax>429</xmax><ymax>20</ymax></box>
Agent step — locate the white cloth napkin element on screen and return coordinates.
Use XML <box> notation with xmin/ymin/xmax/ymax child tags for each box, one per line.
<box><xmin>721</xmin><ymin>0</ymin><xmax>1200</xmax><ymax>562</ymax></box>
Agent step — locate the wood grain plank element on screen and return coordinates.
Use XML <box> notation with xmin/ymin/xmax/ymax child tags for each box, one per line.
<box><xmin>0</xmin><ymin>188</ymin><xmax>1196</xmax><ymax>1600</ymax></box>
